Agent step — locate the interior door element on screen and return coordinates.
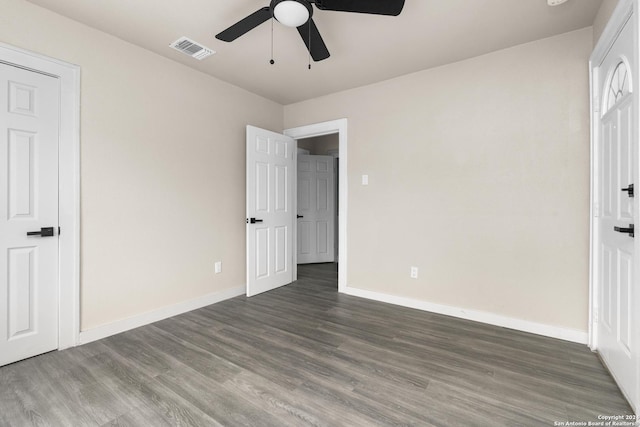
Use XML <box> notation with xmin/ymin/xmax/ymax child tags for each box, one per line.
<box><xmin>596</xmin><ymin>16</ymin><xmax>639</xmax><ymax>407</ymax></box>
<box><xmin>246</xmin><ymin>126</ymin><xmax>294</xmax><ymax>296</ymax></box>
<box><xmin>0</xmin><ymin>62</ymin><xmax>60</xmax><ymax>366</ymax></box>
<box><xmin>297</xmin><ymin>155</ymin><xmax>335</xmax><ymax>264</ymax></box>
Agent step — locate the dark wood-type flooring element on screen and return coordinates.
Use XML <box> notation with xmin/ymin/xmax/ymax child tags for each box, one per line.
<box><xmin>0</xmin><ymin>263</ymin><xmax>633</xmax><ymax>426</ymax></box>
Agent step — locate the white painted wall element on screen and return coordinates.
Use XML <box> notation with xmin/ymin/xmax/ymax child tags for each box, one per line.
<box><xmin>0</xmin><ymin>0</ymin><xmax>283</xmax><ymax>331</ymax></box>
<box><xmin>284</xmin><ymin>28</ymin><xmax>593</xmax><ymax>333</ymax></box>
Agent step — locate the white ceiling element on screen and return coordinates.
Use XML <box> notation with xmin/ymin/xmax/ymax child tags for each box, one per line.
<box><xmin>25</xmin><ymin>0</ymin><xmax>602</xmax><ymax>104</ymax></box>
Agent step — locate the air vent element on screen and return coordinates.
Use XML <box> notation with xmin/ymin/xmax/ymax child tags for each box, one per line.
<box><xmin>170</xmin><ymin>37</ymin><xmax>215</xmax><ymax>60</ymax></box>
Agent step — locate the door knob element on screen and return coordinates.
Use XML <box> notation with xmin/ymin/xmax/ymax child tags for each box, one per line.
<box><xmin>247</xmin><ymin>218</ymin><xmax>263</xmax><ymax>224</ymax></box>
<box><xmin>621</xmin><ymin>184</ymin><xmax>634</xmax><ymax>197</ymax></box>
<box><xmin>614</xmin><ymin>224</ymin><xmax>634</xmax><ymax>237</ymax></box>
<box><xmin>27</xmin><ymin>227</ymin><xmax>54</xmax><ymax>237</ymax></box>
<box><xmin>297</xmin><ymin>215</ymin><xmax>304</xmax><ymax>219</ymax></box>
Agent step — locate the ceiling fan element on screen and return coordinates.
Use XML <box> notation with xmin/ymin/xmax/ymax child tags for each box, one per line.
<box><xmin>215</xmin><ymin>0</ymin><xmax>406</xmax><ymax>62</ymax></box>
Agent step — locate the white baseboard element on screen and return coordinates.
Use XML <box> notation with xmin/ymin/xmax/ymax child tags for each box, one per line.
<box><xmin>342</xmin><ymin>286</ymin><xmax>588</xmax><ymax>344</ymax></box>
<box><xmin>77</xmin><ymin>283</ymin><xmax>587</xmax><ymax>346</ymax></box>
<box><xmin>78</xmin><ymin>286</ymin><xmax>245</xmax><ymax>345</ymax></box>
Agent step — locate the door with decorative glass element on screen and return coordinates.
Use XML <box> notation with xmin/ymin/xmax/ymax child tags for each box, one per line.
<box><xmin>593</xmin><ymin>13</ymin><xmax>638</xmax><ymax>409</ymax></box>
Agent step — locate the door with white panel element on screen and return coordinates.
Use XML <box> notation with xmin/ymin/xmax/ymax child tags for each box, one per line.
<box><xmin>594</xmin><ymin>15</ymin><xmax>638</xmax><ymax>408</ymax></box>
<box><xmin>297</xmin><ymin>155</ymin><xmax>335</xmax><ymax>264</ymax></box>
<box><xmin>0</xmin><ymin>62</ymin><xmax>60</xmax><ymax>366</ymax></box>
<box><xmin>246</xmin><ymin>126</ymin><xmax>294</xmax><ymax>296</ymax></box>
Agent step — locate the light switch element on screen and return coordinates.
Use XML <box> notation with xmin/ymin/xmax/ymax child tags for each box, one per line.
<box><xmin>362</xmin><ymin>175</ymin><xmax>369</xmax><ymax>185</ymax></box>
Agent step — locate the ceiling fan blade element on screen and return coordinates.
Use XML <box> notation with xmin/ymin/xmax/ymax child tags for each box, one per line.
<box><xmin>215</xmin><ymin>7</ymin><xmax>272</xmax><ymax>42</ymax></box>
<box><xmin>314</xmin><ymin>0</ymin><xmax>405</xmax><ymax>16</ymax></box>
<box><xmin>297</xmin><ymin>18</ymin><xmax>330</xmax><ymax>62</ymax></box>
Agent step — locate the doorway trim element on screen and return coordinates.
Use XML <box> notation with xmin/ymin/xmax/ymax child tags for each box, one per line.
<box><xmin>284</xmin><ymin>119</ymin><xmax>348</xmax><ymax>292</ymax></box>
<box><xmin>0</xmin><ymin>42</ymin><xmax>81</xmax><ymax>349</ymax></box>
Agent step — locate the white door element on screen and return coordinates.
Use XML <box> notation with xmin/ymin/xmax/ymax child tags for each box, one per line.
<box><xmin>246</xmin><ymin>126</ymin><xmax>294</xmax><ymax>296</ymax></box>
<box><xmin>297</xmin><ymin>155</ymin><xmax>335</xmax><ymax>264</ymax></box>
<box><xmin>595</xmin><ymin>16</ymin><xmax>639</xmax><ymax>407</ymax></box>
<box><xmin>0</xmin><ymin>62</ymin><xmax>60</xmax><ymax>366</ymax></box>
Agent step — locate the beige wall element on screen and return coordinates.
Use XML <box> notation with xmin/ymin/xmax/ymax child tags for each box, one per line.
<box><xmin>0</xmin><ymin>0</ymin><xmax>283</xmax><ymax>330</ymax></box>
<box><xmin>285</xmin><ymin>28</ymin><xmax>593</xmax><ymax>332</ymax></box>
<box><xmin>298</xmin><ymin>134</ymin><xmax>339</xmax><ymax>155</ymax></box>
<box><xmin>1</xmin><ymin>0</ymin><xmax>595</xmax><ymax>336</ymax></box>
<box><xmin>593</xmin><ymin>0</ymin><xmax>620</xmax><ymax>45</ymax></box>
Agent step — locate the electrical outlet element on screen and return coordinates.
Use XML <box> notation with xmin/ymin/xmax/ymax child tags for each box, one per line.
<box><xmin>410</xmin><ymin>267</ymin><xmax>418</xmax><ymax>279</ymax></box>
<box><xmin>215</xmin><ymin>261</ymin><xmax>222</xmax><ymax>274</ymax></box>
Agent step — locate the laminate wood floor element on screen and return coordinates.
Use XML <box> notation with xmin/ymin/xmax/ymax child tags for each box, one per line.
<box><xmin>0</xmin><ymin>263</ymin><xmax>633</xmax><ymax>426</ymax></box>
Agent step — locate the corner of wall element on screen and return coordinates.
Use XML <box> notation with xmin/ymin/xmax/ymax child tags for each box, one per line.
<box><xmin>593</xmin><ymin>0</ymin><xmax>621</xmax><ymax>46</ymax></box>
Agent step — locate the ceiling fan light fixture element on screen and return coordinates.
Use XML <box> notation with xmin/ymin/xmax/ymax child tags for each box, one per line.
<box><xmin>273</xmin><ymin>0</ymin><xmax>310</xmax><ymax>27</ymax></box>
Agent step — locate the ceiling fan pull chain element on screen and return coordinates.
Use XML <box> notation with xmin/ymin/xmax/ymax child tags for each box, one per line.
<box><xmin>270</xmin><ymin>17</ymin><xmax>275</xmax><ymax>65</ymax></box>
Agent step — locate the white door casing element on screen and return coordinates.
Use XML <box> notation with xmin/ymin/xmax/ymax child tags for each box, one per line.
<box><xmin>0</xmin><ymin>62</ymin><xmax>60</xmax><ymax>366</ymax></box>
<box><xmin>590</xmin><ymin>0</ymin><xmax>639</xmax><ymax>411</ymax></box>
<box><xmin>297</xmin><ymin>155</ymin><xmax>335</xmax><ymax>264</ymax></box>
<box><xmin>246</xmin><ymin>125</ymin><xmax>295</xmax><ymax>297</ymax></box>
<box><xmin>284</xmin><ymin>119</ymin><xmax>348</xmax><ymax>292</ymax></box>
<box><xmin>0</xmin><ymin>42</ymin><xmax>80</xmax><ymax>352</ymax></box>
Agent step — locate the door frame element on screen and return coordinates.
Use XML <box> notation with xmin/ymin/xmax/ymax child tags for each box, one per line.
<box><xmin>326</xmin><ymin>149</ymin><xmax>339</xmax><ymax>261</ymax></box>
<box><xmin>0</xmin><ymin>43</ymin><xmax>81</xmax><ymax>350</ymax></box>
<box><xmin>589</xmin><ymin>0</ymin><xmax>640</xmax><ymax>412</ymax></box>
<box><xmin>284</xmin><ymin>119</ymin><xmax>347</xmax><ymax>292</ymax></box>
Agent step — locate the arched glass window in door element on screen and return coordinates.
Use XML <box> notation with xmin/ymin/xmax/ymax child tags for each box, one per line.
<box><xmin>605</xmin><ymin>60</ymin><xmax>631</xmax><ymax>114</ymax></box>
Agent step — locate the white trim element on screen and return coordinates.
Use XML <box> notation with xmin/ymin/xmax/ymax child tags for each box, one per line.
<box><xmin>78</xmin><ymin>286</ymin><xmax>245</xmax><ymax>344</ymax></box>
<box><xmin>588</xmin><ymin>62</ymin><xmax>597</xmax><ymax>351</ymax></box>
<box><xmin>343</xmin><ymin>286</ymin><xmax>589</xmax><ymax>344</ymax></box>
<box><xmin>284</xmin><ymin>119</ymin><xmax>348</xmax><ymax>292</ymax></box>
<box><xmin>0</xmin><ymin>43</ymin><xmax>81</xmax><ymax>350</ymax></box>
<box><xmin>592</xmin><ymin>1</ymin><xmax>634</xmax><ymax>67</ymax></box>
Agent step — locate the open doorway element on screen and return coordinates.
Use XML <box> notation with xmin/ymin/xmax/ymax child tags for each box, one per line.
<box><xmin>296</xmin><ymin>134</ymin><xmax>339</xmax><ymax>288</ymax></box>
<box><xmin>284</xmin><ymin>118</ymin><xmax>348</xmax><ymax>293</ymax></box>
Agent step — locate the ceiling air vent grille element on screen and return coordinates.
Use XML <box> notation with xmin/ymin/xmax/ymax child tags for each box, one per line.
<box><xmin>170</xmin><ymin>37</ymin><xmax>215</xmax><ymax>60</ymax></box>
